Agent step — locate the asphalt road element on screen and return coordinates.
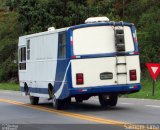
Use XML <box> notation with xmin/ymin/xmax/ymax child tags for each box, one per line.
<box><xmin>0</xmin><ymin>90</ymin><xmax>160</xmax><ymax>130</ymax></box>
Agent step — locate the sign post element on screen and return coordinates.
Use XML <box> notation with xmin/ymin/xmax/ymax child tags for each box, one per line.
<box><xmin>152</xmin><ymin>80</ymin><xmax>155</xmax><ymax>96</ymax></box>
<box><xmin>146</xmin><ymin>63</ymin><xmax>160</xmax><ymax>96</ymax></box>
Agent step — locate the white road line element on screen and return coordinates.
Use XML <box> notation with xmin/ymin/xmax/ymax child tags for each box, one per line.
<box><xmin>0</xmin><ymin>90</ymin><xmax>19</xmax><ymax>93</ymax></box>
<box><xmin>1</xmin><ymin>91</ymin><xmax>13</xmax><ymax>94</ymax></box>
<box><xmin>145</xmin><ymin>105</ymin><xmax>160</xmax><ymax>108</ymax></box>
<box><xmin>119</xmin><ymin>103</ymin><xmax>134</xmax><ymax>105</ymax></box>
<box><xmin>0</xmin><ymin>90</ymin><xmax>20</xmax><ymax>95</ymax></box>
<box><xmin>123</xmin><ymin>97</ymin><xmax>160</xmax><ymax>102</ymax></box>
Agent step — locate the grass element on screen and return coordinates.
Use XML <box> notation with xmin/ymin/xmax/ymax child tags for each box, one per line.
<box><xmin>125</xmin><ymin>75</ymin><xmax>160</xmax><ymax>100</ymax></box>
<box><xmin>0</xmin><ymin>83</ymin><xmax>19</xmax><ymax>91</ymax></box>
<box><xmin>124</xmin><ymin>71</ymin><xmax>160</xmax><ymax>100</ymax></box>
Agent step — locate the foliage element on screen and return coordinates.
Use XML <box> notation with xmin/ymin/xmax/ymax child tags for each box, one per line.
<box><xmin>115</xmin><ymin>0</ymin><xmax>160</xmax><ymax>67</ymax></box>
<box><xmin>0</xmin><ymin>0</ymin><xmax>159</xmax><ymax>82</ymax></box>
<box><xmin>127</xmin><ymin>76</ymin><xmax>160</xmax><ymax>100</ymax></box>
<box><xmin>0</xmin><ymin>11</ymin><xmax>20</xmax><ymax>82</ymax></box>
<box><xmin>17</xmin><ymin>0</ymin><xmax>119</xmax><ymax>33</ymax></box>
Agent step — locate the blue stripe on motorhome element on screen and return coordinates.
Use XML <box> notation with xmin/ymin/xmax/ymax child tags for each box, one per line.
<box><xmin>70</xmin><ymin>22</ymin><xmax>133</xmax><ymax>30</ymax></box>
<box><xmin>54</xmin><ymin>59</ymin><xmax>70</xmax><ymax>99</ymax></box>
<box><xmin>68</xmin><ymin>29</ymin><xmax>74</xmax><ymax>57</ymax></box>
<box><xmin>20</xmin><ymin>83</ymin><xmax>141</xmax><ymax>96</ymax></box>
<box><xmin>71</xmin><ymin>53</ymin><xmax>139</xmax><ymax>59</ymax></box>
<box><xmin>53</xmin><ymin>82</ymin><xmax>70</xmax><ymax>99</ymax></box>
<box><xmin>66</xmin><ymin>29</ymin><xmax>72</xmax><ymax>58</ymax></box>
<box><xmin>20</xmin><ymin>83</ymin><xmax>68</xmax><ymax>96</ymax></box>
<box><xmin>21</xmin><ymin>87</ymin><xmax>48</xmax><ymax>94</ymax></box>
<box><xmin>66</xmin><ymin>29</ymin><xmax>73</xmax><ymax>89</ymax></box>
<box><xmin>70</xmin><ymin>83</ymin><xmax>141</xmax><ymax>96</ymax></box>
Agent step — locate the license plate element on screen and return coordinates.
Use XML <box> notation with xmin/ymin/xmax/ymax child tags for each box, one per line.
<box><xmin>100</xmin><ymin>72</ymin><xmax>113</xmax><ymax>80</ymax></box>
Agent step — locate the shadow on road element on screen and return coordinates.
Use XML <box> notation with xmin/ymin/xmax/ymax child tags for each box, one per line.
<box><xmin>38</xmin><ymin>99</ymin><xmax>130</xmax><ymax>112</ymax></box>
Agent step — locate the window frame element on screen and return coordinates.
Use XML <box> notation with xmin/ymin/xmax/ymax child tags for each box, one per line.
<box><xmin>27</xmin><ymin>39</ymin><xmax>30</xmax><ymax>60</ymax></box>
<box><xmin>19</xmin><ymin>46</ymin><xmax>26</xmax><ymax>70</ymax></box>
<box><xmin>58</xmin><ymin>31</ymin><xmax>67</xmax><ymax>59</ymax></box>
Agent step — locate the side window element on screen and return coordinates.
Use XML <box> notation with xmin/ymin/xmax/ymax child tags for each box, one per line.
<box><xmin>27</xmin><ymin>40</ymin><xmax>30</xmax><ymax>60</ymax></box>
<box><xmin>19</xmin><ymin>47</ymin><xmax>26</xmax><ymax>70</ymax></box>
<box><xmin>58</xmin><ymin>32</ymin><xmax>66</xmax><ymax>58</ymax></box>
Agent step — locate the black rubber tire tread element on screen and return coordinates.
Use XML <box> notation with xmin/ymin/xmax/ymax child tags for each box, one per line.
<box><xmin>53</xmin><ymin>96</ymin><xmax>71</xmax><ymax>110</ymax></box>
<box><xmin>24</xmin><ymin>84</ymin><xmax>29</xmax><ymax>95</ymax></box>
<box><xmin>75</xmin><ymin>97</ymin><xmax>83</xmax><ymax>103</ymax></box>
<box><xmin>29</xmin><ymin>96</ymin><xmax>39</xmax><ymax>105</ymax></box>
<box><xmin>48</xmin><ymin>84</ymin><xmax>53</xmax><ymax>99</ymax></box>
<box><xmin>98</xmin><ymin>94</ymin><xmax>109</xmax><ymax>108</ymax></box>
<box><xmin>109</xmin><ymin>94</ymin><xmax>118</xmax><ymax>107</ymax></box>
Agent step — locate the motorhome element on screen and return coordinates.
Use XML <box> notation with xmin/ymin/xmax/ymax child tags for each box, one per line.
<box><xmin>18</xmin><ymin>17</ymin><xmax>141</xmax><ymax>109</ymax></box>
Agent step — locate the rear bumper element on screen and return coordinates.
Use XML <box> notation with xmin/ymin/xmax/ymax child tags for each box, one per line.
<box><xmin>69</xmin><ymin>83</ymin><xmax>141</xmax><ymax>96</ymax></box>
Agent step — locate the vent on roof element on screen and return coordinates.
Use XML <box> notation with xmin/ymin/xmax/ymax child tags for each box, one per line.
<box><xmin>85</xmin><ymin>17</ymin><xmax>110</xmax><ymax>23</ymax></box>
<box><xmin>48</xmin><ymin>27</ymin><xmax>56</xmax><ymax>31</ymax></box>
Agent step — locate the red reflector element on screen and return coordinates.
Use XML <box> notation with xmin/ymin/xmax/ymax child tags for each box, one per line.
<box><xmin>134</xmin><ymin>37</ymin><xmax>137</xmax><ymax>43</ymax></box>
<box><xmin>134</xmin><ymin>52</ymin><xmax>139</xmax><ymax>55</ymax></box>
<box><xmin>71</xmin><ymin>56</ymin><xmax>77</xmax><ymax>59</ymax></box>
<box><xmin>130</xmin><ymin>70</ymin><xmax>137</xmax><ymax>81</ymax></box>
<box><xmin>78</xmin><ymin>89</ymin><xmax>83</xmax><ymax>92</ymax></box>
<box><xmin>70</xmin><ymin>36</ymin><xmax>73</xmax><ymax>44</ymax></box>
<box><xmin>71</xmin><ymin>40</ymin><xmax>73</xmax><ymax>45</ymax></box>
<box><xmin>76</xmin><ymin>73</ymin><xmax>84</xmax><ymax>85</ymax></box>
<box><xmin>134</xmin><ymin>86</ymin><xmax>138</xmax><ymax>89</ymax></box>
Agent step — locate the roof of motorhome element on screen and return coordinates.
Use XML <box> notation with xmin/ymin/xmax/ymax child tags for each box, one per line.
<box><xmin>19</xmin><ymin>21</ymin><xmax>133</xmax><ymax>39</ymax></box>
<box><xmin>70</xmin><ymin>21</ymin><xmax>134</xmax><ymax>30</ymax></box>
<box><xmin>19</xmin><ymin>27</ymin><xmax>69</xmax><ymax>39</ymax></box>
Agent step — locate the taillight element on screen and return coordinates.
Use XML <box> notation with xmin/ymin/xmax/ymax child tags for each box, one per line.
<box><xmin>76</xmin><ymin>73</ymin><xmax>84</xmax><ymax>85</ymax></box>
<box><xmin>130</xmin><ymin>70</ymin><xmax>137</xmax><ymax>81</ymax></box>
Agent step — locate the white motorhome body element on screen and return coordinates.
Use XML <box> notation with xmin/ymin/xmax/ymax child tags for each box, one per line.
<box><xmin>18</xmin><ymin>18</ymin><xmax>141</xmax><ymax>109</ymax></box>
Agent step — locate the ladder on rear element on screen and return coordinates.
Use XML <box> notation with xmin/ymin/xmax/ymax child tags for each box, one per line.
<box><xmin>114</xmin><ymin>23</ymin><xmax>127</xmax><ymax>84</ymax></box>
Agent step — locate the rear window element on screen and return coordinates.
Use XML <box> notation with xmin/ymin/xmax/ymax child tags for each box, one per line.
<box><xmin>73</xmin><ymin>26</ymin><xmax>134</xmax><ymax>55</ymax></box>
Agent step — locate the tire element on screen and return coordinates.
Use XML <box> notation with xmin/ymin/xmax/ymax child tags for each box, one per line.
<box><xmin>29</xmin><ymin>96</ymin><xmax>39</xmax><ymax>105</ymax></box>
<box><xmin>48</xmin><ymin>84</ymin><xmax>53</xmax><ymax>99</ymax></box>
<box><xmin>52</xmin><ymin>95</ymin><xmax>71</xmax><ymax>110</ymax></box>
<box><xmin>109</xmin><ymin>94</ymin><xmax>118</xmax><ymax>107</ymax></box>
<box><xmin>99</xmin><ymin>94</ymin><xmax>118</xmax><ymax>108</ymax></box>
<box><xmin>98</xmin><ymin>94</ymin><xmax>110</xmax><ymax>108</ymax></box>
<box><xmin>24</xmin><ymin>84</ymin><xmax>29</xmax><ymax>95</ymax></box>
<box><xmin>75</xmin><ymin>97</ymin><xmax>83</xmax><ymax>103</ymax></box>
<box><xmin>52</xmin><ymin>95</ymin><xmax>61</xmax><ymax>109</ymax></box>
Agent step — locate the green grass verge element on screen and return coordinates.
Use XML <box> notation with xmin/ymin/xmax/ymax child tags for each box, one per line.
<box><xmin>125</xmin><ymin>77</ymin><xmax>160</xmax><ymax>100</ymax></box>
<box><xmin>0</xmin><ymin>83</ymin><xmax>19</xmax><ymax>91</ymax></box>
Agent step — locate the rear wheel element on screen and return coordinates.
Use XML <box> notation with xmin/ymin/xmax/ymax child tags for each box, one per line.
<box><xmin>98</xmin><ymin>94</ymin><xmax>109</xmax><ymax>107</ymax></box>
<box><xmin>52</xmin><ymin>93</ymin><xmax>71</xmax><ymax>110</ymax></box>
<box><xmin>52</xmin><ymin>95</ymin><xmax>61</xmax><ymax>109</ymax></box>
<box><xmin>29</xmin><ymin>96</ymin><xmax>39</xmax><ymax>105</ymax></box>
<box><xmin>53</xmin><ymin>97</ymin><xmax>71</xmax><ymax>110</ymax></box>
<box><xmin>48</xmin><ymin>85</ymin><xmax>64</xmax><ymax>109</ymax></box>
<box><xmin>75</xmin><ymin>97</ymin><xmax>83</xmax><ymax>103</ymax></box>
<box><xmin>99</xmin><ymin>94</ymin><xmax>118</xmax><ymax>107</ymax></box>
<box><xmin>108</xmin><ymin>94</ymin><xmax>118</xmax><ymax>107</ymax></box>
